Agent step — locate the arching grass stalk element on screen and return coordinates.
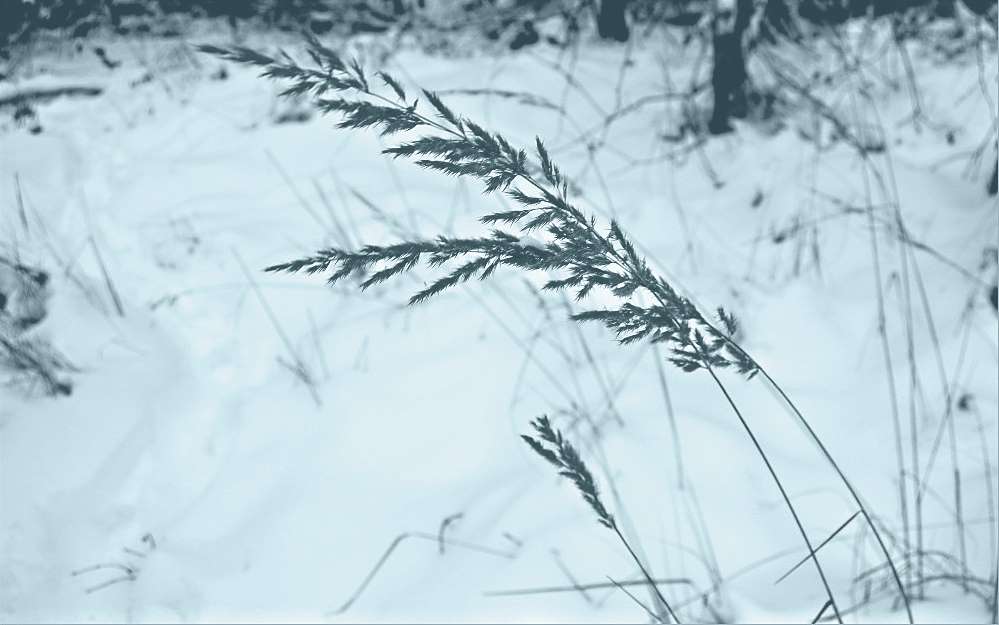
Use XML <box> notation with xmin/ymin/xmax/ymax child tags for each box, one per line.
<box><xmin>718</xmin><ymin>336</ymin><xmax>913</xmax><ymax>623</ymax></box>
<box><xmin>697</xmin><ymin>359</ymin><xmax>844</xmax><ymax>623</ymax></box>
<box><xmin>522</xmin><ymin>415</ymin><xmax>680</xmax><ymax>623</ymax></box>
<box><xmin>198</xmin><ymin>38</ymin><xmax>912</xmax><ymax>622</ymax></box>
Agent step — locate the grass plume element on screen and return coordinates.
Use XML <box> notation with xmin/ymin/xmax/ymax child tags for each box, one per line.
<box><xmin>199</xmin><ymin>36</ymin><xmax>917</xmax><ymax>623</ymax></box>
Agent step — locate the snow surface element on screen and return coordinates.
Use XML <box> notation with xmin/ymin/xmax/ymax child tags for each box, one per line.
<box><xmin>1</xmin><ymin>21</ymin><xmax>997</xmax><ymax>624</ymax></box>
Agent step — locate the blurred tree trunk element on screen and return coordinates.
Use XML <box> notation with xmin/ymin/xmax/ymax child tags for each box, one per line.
<box><xmin>933</xmin><ymin>0</ymin><xmax>957</xmax><ymax>16</ymax></box>
<box><xmin>708</xmin><ymin>0</ymin><xmax>753</xmax><ymax>134</ymax></box>
<box><xmin>597</xmin><ymin>0</ymin><xmax>629</xmax><ymax>41</ymax></box>
<box><xmin>960</xmin><ymin>0</ymin><xmax>998</xmax><ymax>15</ymax></box>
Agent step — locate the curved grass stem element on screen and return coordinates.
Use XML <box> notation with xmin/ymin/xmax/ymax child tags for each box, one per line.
<box><xmin>700</xmin><ymin>360</ymin><xmax>844</xmax><ymax>624</ymax></box>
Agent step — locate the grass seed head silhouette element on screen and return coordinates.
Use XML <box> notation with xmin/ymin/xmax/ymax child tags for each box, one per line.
<box><xmin>521</xmin><ymin>415</ymin><xmax>615</xmax><ymax>529</ymax></box>
<box><xmin>199</xmin><ymin>37</ymin><xmax>915</xmax><ymax>623</ymax></box>
<box><xmin>197</xmin><ymin>38</ymin><xmax>757</xmax><ymax>379</ymax></box>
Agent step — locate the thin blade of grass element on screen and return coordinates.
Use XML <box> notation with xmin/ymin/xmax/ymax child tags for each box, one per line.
<box><xmin>484</xmin><ymin>577</ymin><xmax>693</xmax><ymax>597</ymax></box>
<box><xmin>775</xmin><ymin>510</ymin><xmax>860</xmax><ymax>584</ymax></box>
<box><xmin>329</xmin><ymin>531</ymin><xmax>513</xmax><ymax>616</ymax></box>
<box><xmin>811</xmin><ymin>599</ymin><xmax>833</xmax><ymax>624</ymax></box>
<box><xmin>606</xmin><ymin>575</ymin><xmax>664</xmax><ymax>623</ymax></box>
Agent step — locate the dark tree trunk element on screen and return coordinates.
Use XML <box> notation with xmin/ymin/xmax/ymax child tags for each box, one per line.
<box><xmin>597</xmin><ymin>0</ymin><xmax>629</xmax><ymax>42</ymax></box>
<box><xmin>933</xmin><ymin>0</ymin><xmax>957</xmax><ymax>17</ymax></box>
<box><xmin>708</xmin><ymin>0</ymin><xmax>753</xmax><ymax>135</ymax></box>
<box><xmin>961</xmin><ymin>0</ymin><xmax>997</xmax><ymax>15</ymax></box>
<box><xmin>988</xmin><ymin>161</ymin><xmax>997</xmax><ymax>196</ymax></box>
<box><xmin>799</xmin><ymin>0</ymin><xmax>849</xmax><ymax>24</ymax></box>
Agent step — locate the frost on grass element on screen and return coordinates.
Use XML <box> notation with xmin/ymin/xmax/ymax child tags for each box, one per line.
<box><xmin>0</xmin><ymin>255</ymin><xmax>73</xmax><ymax>396</ymax></box>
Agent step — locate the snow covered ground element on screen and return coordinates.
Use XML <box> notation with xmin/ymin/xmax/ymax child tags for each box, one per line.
<box><xmin>1</xmin><ymin>19</ymin><xmax>997</xmax><ymax>623</ymax></box>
